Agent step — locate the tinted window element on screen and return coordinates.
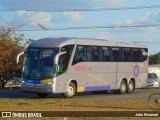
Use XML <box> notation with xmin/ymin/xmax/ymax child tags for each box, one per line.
<box><xmin>61</xmin><ymin>45</ymin><xmax>74</xmax><ymax>62</ymax></box>
<box><xmin>140</xmin><ymin>48</ymin><xmax>148</xmax><ymax>62</ymax></box>
<box><xmin>90</xmin><ymin>46</ymin><xmax>99</xmax><ymax>61</ymax></box>
<box><xmin>72</xmin><ymin>45</ymin><xmax>148</xmax><ymax>64</ymax></box>
<box><xmin>73</xmin><ymin>46</ymin><xmax>87</xmax><ymax>65</ymax></box>
<box><xmin>100</xmin><ymin>47</ymin><xmax>111</xmax><ymax>61</ymax></box>
<box><xmin>132</xmin><ymin>48</ymin><xmax>140</xmax><ymax>62</ymax></box>
<box><xmin>112</xmin><ymin>48</ymin><xmax>121</xmax><ymax>62</ymax></box>
<box><xmin>123</xmin><ymin>48</ymin><xmax>132</xmax><ymax>62</ymax></box>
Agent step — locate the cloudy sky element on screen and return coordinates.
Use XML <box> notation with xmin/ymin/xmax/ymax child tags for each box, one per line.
<box><xmin>0</xmin><ymin>0</ymin><xmax>160</xmax><ymax>54</ymax></box>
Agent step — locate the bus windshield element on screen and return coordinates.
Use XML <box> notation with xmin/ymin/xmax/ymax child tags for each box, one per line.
<box><xmin>22</xmin><ymin>47</ymin><xmax>59</xmax><ymax>78</ymax></box>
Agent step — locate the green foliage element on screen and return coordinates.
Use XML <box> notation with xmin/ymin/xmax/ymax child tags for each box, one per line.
<box><xmin>149</xmin><ymin>52</ymin><xmax>160</xmax><ymax>65</ymax></box>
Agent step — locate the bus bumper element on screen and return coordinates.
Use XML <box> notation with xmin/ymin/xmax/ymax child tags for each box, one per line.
<box><xmin>21</xmin><ymin>83</ymin><xmax>54</xmax><ymax>94</ymax></box>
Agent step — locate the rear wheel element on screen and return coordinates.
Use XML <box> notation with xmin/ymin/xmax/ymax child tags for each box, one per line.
<box><xmin>127</xmin><ymin>80</ymin><xmax>134</xmax><ymax>93</ymax></box>
<box><xmin>63</xmin><ymin>82</ymin><xmax>76</xmax><ymax>98</ymax></box>
<box><xmin>37</xmin><ymin>93</ymin><xmax>48</xmax><ymax>98</ymax></box>
<box><xmin>118</xmin><ymin>80</ymin><xmax>127</xmax><ymax>94</ymax></box>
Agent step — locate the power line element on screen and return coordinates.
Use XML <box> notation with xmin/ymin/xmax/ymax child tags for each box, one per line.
<box><xmin>0</xmin><ymin>5</ymin><xmax>160</xmax><ymax>12</ymax></box>
<box><xmin>15</xmin><ymin>22</ymin><xmax>160</xmax><ymax>31</ymax></box>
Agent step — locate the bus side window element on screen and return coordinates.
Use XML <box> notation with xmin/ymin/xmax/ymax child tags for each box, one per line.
<box><xmin>87</xmin><ymin>46</ymin><xmax>92</xmax><ymax>61</ymax></box>
<box><xmin>112</xmin><ymin>48</ymin><xmax>121</xmax><ymax>62</ymax></box>
<box><xmin>140</xmin><ymin>48</ymin><xmax>148</xmax><ymax>62</ymax></box>
<box><xmin>61</xmin><ymin>45</ymin><xmax>74</xmax><ymax>67</ymax></box>
<box><xmin>101</xmin><ymin>47</ymin><xmax>110</xmax><ymax>61</ymax></box>
<box><xmin>72</xmin><ymin>46</ymin><xmax>87</xmax><ymax>65</ymax></box>
<box><xmin>123</xmin><ymin>48</ymin><xmax>131</xmax><ymax>62</ymax></box>
<box><xmin>132</xmin><ymin>48</ymin><xmax>140</xmax><ymax>62</ymax></box>
<box><xmin>61</xmin><ymin>45</ymin><xmax>74</xmax><ymax>62</ymax></box>
<box><xmin>90</xmin><ymin>46</ymin><xmax>99</xmax><ymax>61</ymax></box>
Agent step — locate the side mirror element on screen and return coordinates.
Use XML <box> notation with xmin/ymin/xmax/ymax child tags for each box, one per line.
<box><xmin>54</xmin><ymin>51</ymin><xmax>67</xmax><ymax>65</ymax></box>
<box><xmin>16</xmin><ymin>51</ymin><xmax>24</xmax><ymax>64</ymax></box>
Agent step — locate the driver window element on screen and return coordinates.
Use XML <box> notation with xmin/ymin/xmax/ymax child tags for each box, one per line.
<box><xmin>58</xmin><ymin>54</ymin><xmax>67</xmax><ymax>75</ymax></box>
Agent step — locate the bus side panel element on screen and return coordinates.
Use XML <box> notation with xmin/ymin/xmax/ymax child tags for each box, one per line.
<box><xmin>85</xmin><ymin>62</ymin><xmax>116</xmax><ymax>90</ymax></box>
<box><xmin>116</xmin><ymin>62</ymin><xmax>137</xmax><ymax>89</ymax></box>
<box><xmin>56</xmin><ymin>62</ymin><xmax>117</xmax><ymax>93</ymax></box>
<box><xmin>116</xmin><ymin>61</ymin><xmax>148</xmax><ymax>89</ymax></box>
<box><xmin>54</xmin><ymin>62</ymin><xmax>87</xmax><ymax>93</ymax></box>
<box><xmin>135</xmin><ymin>61</ymin><xmax>148</xmax><ymax>88</ymax></box>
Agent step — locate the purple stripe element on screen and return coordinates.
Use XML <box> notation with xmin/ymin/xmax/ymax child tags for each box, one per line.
<box><xmin>85</xmin><ymin>86</ymin><xmax>111</xmax><ymax>92</ymax></box>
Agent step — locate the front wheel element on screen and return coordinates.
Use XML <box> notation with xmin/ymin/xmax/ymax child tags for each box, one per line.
<box><xmin>63</xmin><ymin>82</ymin><xmax>76</xmax><ymax>98</ymax></box>
<box><xmin>148</xmin><ymin>93</ymin><xmax>160</xmax><ymax>110</ymax></box>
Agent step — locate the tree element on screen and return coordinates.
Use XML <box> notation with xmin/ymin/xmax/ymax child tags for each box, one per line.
<box><xmin>157</xmin><ymin>52</ymin><xmax>160</xmax><ymax>64</ymax></box>
<box><xmin>0</xmin><ymin>39</ymin><xmax>23</xmax><ymax>88</ymax></box>
<box><xmin>0</xmin><ymin>17</ymin><xmax>45</xmax><ymax>88</ymax></box>
<box><xmin>149</xmin><ymin>54</ymin><xmax>157</xmax><ymax>65</ymax></box>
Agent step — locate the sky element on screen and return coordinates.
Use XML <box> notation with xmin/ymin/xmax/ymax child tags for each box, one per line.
<box><xmin>0</xmin><ymin>0</ymin><xmax>160</xmax><ymax>54</ymax></box>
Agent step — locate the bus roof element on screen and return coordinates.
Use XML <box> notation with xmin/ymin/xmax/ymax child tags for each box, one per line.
<box><xmin>29</xmin><ymin>37</ymin><xmax>146</xmax><ymax>48</ymax></box>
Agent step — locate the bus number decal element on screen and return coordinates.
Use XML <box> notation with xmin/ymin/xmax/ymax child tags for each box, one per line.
<box><xmin>134</xmin><ymin>65</ymin><xmax>139</xmax><ymax>77</ymax></box>
<box><xmin>74</xmin><ymin>66</ymin><xmax>86</xmax><ymax>72</ymax></box>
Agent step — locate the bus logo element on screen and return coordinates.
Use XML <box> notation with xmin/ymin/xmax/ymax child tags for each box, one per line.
<box><xmin>134</xmin><ymin>65</ymin><xmax>139</xmax><ymax>77</ymax></box>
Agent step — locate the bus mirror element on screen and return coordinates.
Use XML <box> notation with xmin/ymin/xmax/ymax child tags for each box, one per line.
<box><xmin>54</xmin><ymin>51</ymin><xmax>67</xmax><ymax>65</ymax></box>
<box><xmin>16</xmin><ymin>51</ymin><xmax>24</xmax><ymax>64</ymax></box>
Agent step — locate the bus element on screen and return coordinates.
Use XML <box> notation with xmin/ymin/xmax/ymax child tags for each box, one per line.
<box><xmin>19</xmin><ymin>37</ymin><xmax>148</xmax><ymax>98</ymax></box>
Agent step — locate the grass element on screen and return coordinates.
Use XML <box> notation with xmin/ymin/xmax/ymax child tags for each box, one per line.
<box><xmin>0</xmin><ymin>99</ymin><xmax>159</xmax><ymax>120</ymax></box>
<box><xmin>0</xmin><ymin>99</ymin><xmax>151</xmax><ymax>111</ymax></box>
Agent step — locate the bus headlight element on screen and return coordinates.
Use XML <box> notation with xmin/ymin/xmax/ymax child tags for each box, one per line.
<box><xmin>42</xmin><ymin>79</ymin><xmax>51</xmax><ymax>84</ymax></box>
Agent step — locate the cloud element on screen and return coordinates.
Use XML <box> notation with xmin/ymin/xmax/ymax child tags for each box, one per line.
<box><xmin>154</xmin><ymin>11</ymin><xmax>160</xmax><ymax>21</ymax></box>
<box><xmin>63</xmin><ymin>12</ymin><xmax>83</xmax><ymax>22</ymax></box>
<box><xmin>16</xmin><ymin>10</ymin><xmax>52</xmax><ymax>27</ymax></box>
<box><xmin>145</xmin><ymin>27</ymin><xmax>157</xmax><ymax>33</ymax></box>
<box><xmin>135</xmin><ymin>0</ymin><xmax>144</xmax><ymax>5</ymax></box>
<box><xmin>126</xmin><ymin>19</ymin><xmax>134</xmax><ymax>26</ymax></box>
<box><xmin>97</xmin><ymin>32</ymin><xmax>114</xmax><ymax>40</ymax></box>
<box><xmin>139</xmin><ymin>12</ymin><xmax>153</xmax><ymax>22</ymax></box>
<box><xmin>17</xmin><ymin>10</ymin><xmax>26</xmax><ymax>15</ymax></box>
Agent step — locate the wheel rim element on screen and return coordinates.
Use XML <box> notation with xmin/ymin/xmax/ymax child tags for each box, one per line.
<box><xmin>129</xmin><ymin>82</ymin><xmax>134</xmax><ymax>91</ymax></box>
<box><xmin>67</xmin><ymin>85</ymin><xmax>75</xmax><ymax>96</ymax></box>
<box><xmin>121</xmin><ymin>83</ymin><xmax>126</xmax><ymax>93</ymax></box>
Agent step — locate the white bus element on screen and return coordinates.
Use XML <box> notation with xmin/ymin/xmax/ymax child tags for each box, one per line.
<box><xmin>20</xmin><ymin>37</ymin><xmax>148</xmax><ymax>98</ymax></box>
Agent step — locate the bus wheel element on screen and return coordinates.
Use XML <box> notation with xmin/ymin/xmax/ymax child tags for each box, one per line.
<box><xmin>63</xmin><ymin>82</ymin><xmax>76</xmax><ymax>98</ymax></box>
<box><xmin>118</xmin><ymin>80</ymin><xmax>127</xmax><ymax>94</ymax></box>
<box><xmin>127</xmin><ymin>80</ymin><xmax>134</xmax><ymax>93</ymax></box>
<box><xmin>37</xmin><ymin>93</ymin><xmax>48</xmax><ymax>98</ymax></box>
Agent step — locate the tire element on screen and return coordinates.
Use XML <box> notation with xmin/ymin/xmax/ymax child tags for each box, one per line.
<box><xmin>127</xmin><ymin>80</ymin><xmax>135</xmax><ymax>93</ymax></box>
<box><xmin>63</xmin><ymin>82</ymin><xmax>76</xmax><ymax>98</ymax></box>
<box><xmin>37</xmin><ymin>93</ymin><xmax>48</xmax><ymax>98</ymax></box>
<box><xmin>148</xmin><ymin>93</ymin><xmax>160</xmax><ymax>110</ymax></box>
<box><xmin>118</xmin><ymin>80</ymin><xmax>127</xmax><ymax>94</ymax></box>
